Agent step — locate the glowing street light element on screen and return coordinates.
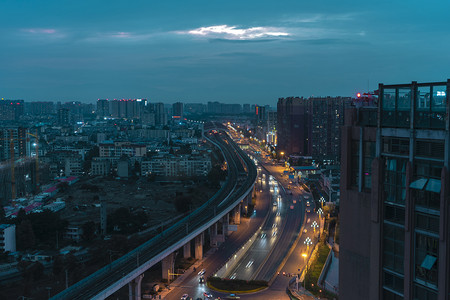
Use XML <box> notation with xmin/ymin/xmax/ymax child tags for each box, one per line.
<box><xmin>319</xmin><ymin>196</ymin><xmax>326</xmax><ymax>208</ymax></box>
<box><xmin>311</xmin><ymin>221</ymin><xmax>318</xmax><ymax>233</ymax></box>
<box><xmin>317</xmin><ymin>208</ymin><xmax>324</xmax><ymax>218</ymax></box>
<box><xmin>304</xmin><ymin>237</ymin><xmax>312</xmax><ymax>250</ymax></box>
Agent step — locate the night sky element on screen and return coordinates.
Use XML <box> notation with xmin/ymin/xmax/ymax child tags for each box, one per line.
<box><xmin>1</xmin><ymin>0</ymin><xmax>449</xmax><ymax>105</ymax></box>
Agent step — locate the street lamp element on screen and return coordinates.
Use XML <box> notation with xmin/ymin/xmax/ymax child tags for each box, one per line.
<box><xmin>304</xmin><ymin>237</ymin><xmax>312</xmax><ymax>250</ymax></box>
<box><xmin>311</xmin><ymin>221</ymin><xmax>318</xmax><ymax>233</ymax></box>
<box><xmin>319</xmin><ymin>196</ymin><xmax>325</xmax><ymax>208</ymax></box>
<box><xmin>317</xmin><ymin>208</ymin><xmax>324</xmax><ymax>218</ymax></box>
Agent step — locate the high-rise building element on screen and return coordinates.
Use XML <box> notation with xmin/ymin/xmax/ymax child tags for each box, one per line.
<box><xmin>276</xmin><ymin>97</ymin><xmax>349</xmax><ymax>162</ymax></box>
<box><xmin>243</xmin><ymin>104</ymin><xmax>251</xmax><ymax>114</ymax></box>
<box><xmin>0</xmin><ymin>127</ymin><xmax>30</xmax><ymax>161</ymax></box>
<box><xmin>311</xmin><ymin>97</ymin><xmax>351</xmax><ymax>162</ymax></box>
<box><xmin>155</xmin><ymin>102</ymin><xmax>167</xmax><ymax>126</ymax></box>
<box><xmin>184</xmin><ymin>103</ymin><xmax>205</xmax><ymax>115</ymax></box>
<box><xmin>0</xmin><ymin>100</ymin><xmax>24</xmax><ymax>121</ymax></box>
<box><xmin>97</xmin><ymin>99</ymin><xmax>110</xmax><ymax>118</ymax></box>
<box><xmin>255</xmin><ymin>105</ymin><xmax>267</xmax><ymax>125</ymax></box>
<box><xmin>57</xmin><ymin>108</ymin><xmax>70</xmax><ymax>126</ymax></box>
<box><xmin>172</xmin><ymin>102</ymin><xmax>184</xmax><ymax>119</ymax></box>
<box><xmin>29</xmin><ymin>101</ymin><xmax>54</xmax><ymax>116</ymax></box>
<box><xmin>109</xmin><ymin>99</ymin><xmax>147</xmax><ymax>119</ymax></box>
<box><xmin>276</xmin><ymin>97</ymin><xmax>312</xmax><ymax>157</ymax></box>
<box><xmin>340</xmin><ymin>80</ymin><xmax>450</xmax><ymax>300</ymax></box>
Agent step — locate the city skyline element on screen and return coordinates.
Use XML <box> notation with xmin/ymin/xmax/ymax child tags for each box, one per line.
<box><xmin>2</xmin><ymin>1</ymin><xmax>449</xmax><ymax>104</ymax></box>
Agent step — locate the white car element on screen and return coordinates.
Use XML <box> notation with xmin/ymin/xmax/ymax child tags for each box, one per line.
<box><xmin>181</xmin><ymin>294</ymin><xmax>189</xmax><ymax>300</ymax></box>
<box><xmin>198</xmin><ymin>269</ymin><xmax>206</xmax><ymax>276</ymax></box>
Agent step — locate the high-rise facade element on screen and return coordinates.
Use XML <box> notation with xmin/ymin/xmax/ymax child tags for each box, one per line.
<box><xmin>0</xmin><ymin>100</ymin><xmax>24</xmax><ymax>121</ymax></box>
<box><xmin>57</xmin><ymin>108</ymin><xmax>70</xmax><ymax>126</ymax></box>
<box><xmin>311</xmin><ymin>96</ymin><xmax>351</xmax><ymax>162</ymax></box>
<box><xmin>155</xmin><ymin>102</ymin><xmax>167</xmax><ymax>126</ymax></box>
<box><xmin>0</xmin><ymin>127</ymin><xmax>30</xmax><ymax>161</ymax></box>
<box><xmin>172</xmin><ymin>102</ymin><xmax>184</xmax><ymax>119</ymax></box>
<box><xmin>96</xmin><ymin>99</ymin><xmax>110</xmax><ymax>118</ymax></box>
<box><xmin>109</xmin><ymin>99</ymin><xmax>146</xmax><ymax>119</ymax></box>
<box><xmin>340</xmin><ymin>80</ymin><xmax>450</xmax><ymax>300</ymax></box>
<box><xmin>29</xmin><ymin>101</ymin><xmax>54</xmax><ymax>116</ymax></box>
<box><xmin>276</xmin><ymin>97</ymin><xmax>312</xmax><ymax>157</ymax></box>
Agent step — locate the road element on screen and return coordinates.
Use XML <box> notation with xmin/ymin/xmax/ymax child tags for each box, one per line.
<box><xmin>51</xmin><ymin>130</ymin><xmax>257</xmax><ymax>300</ymax></box>
<box><xmin>164</xmin><ymin>175</ymin><xmax>271</xmax><ymax>299</ymax></box>
<box><xmin>166</xmin><ymin>132</ymin><xmax>321</xmax><ymax>300</ymax></box>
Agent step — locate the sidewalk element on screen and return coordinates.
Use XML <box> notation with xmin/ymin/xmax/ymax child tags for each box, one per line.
<box><xmin>288</xmin><ymin>281</ymin><xmax>319</xmax><ymax>300</ymax></box>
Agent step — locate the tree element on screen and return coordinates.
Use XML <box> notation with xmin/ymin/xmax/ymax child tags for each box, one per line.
<box><xmin>0</xmin><ymin>205</ymin><xmax>5</xmax><ymax>223</ymax></box>
<box><xmin>31</xmin><ymin>261</ymin><xmax>44</xmax><ymax>281</ymax></box>
<box><xmin>58</xmin><ymin>181</ymin><xmax>70</xmax><ymax>193</ymax></box>
<box><xmin>174</xmin><ymin>195</ymin><xmax>192</xmax><ymax>213</ymax></box>
<box><xmin>53</xmin><ymin>255</ymin><xmax>64</xmax><ymax>276</ymax></box>
<box><xmin>16</xmin><ymin>220</ymin><xmax>35</xmax><ymax>251</ymax></box>
<box><xmin>83</xmin><ymin>146</ymin><xmax>99</xmax><ymax>172</ymax></box>
<box><xmin>82</xmin><ymin>221</ymin><xmax>96</xmax><ymax>242</ymax></box>
<box><xmin>28</xmin><ymin>210</ymin><xmax>68</xmax><ymax>247</ymax></box>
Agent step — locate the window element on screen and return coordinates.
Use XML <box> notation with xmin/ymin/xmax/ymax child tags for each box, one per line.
<box><xmin>382</xmin><ymin>137</ymin><xmax>409</xmax><ymax>156</ymax></box>
<box><xmin>415</xmin><ymin>85</ymin><xmax>446</xmax><ymax>129</ymax></box>
<box><xmin>414</xmin><ymin>284</ymin><xmax>437</xmax><ymax>300</ymax></box>
<box><xmin>415</xmin><ymin>212</ymin><xmax>439</xmax><ymax>234</ymax></box>
<box><xmin>415</xmin><ymin>140</ymin><xmax>444</xmax><ymax>160</ymax></box>
<box><xmin>381</xmin><ymin>87</ymin><xmax>411</xmax><ymax>128</ymax></box>
<box><xmin>415</xmin><ymin>233</ymin><xmax>438</xmax><ymax>286</ymax></box>
<box><xmin>383</xmin><ymin>271</ymin><xmax>404</xmax><ymax>295</ymax></box>
<box><xmin>383</xmin><ymin>223</ymin><xmax>405</xmax><ymax>275</ymax></box>
<box><xmin>384</xmin><ymin>204</ymin><xmax>405</xmax><ymax>225</ymax></box>
<box><xmin>384</xmin><ymin>158</ymin><xmax>407</xmax><ymax>205</ymax></box>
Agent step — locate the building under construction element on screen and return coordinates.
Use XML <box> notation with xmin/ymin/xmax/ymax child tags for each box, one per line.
<box><xmin>0</xmin><ymin>158</ymin><xmax>40</xmax><ymax>206</ymax></box>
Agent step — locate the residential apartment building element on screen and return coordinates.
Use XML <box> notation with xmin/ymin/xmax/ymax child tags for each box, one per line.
<box><xmin>96</xmin><ymin>99</ymin><xmax>110</xmax><ymax>118</ymax></box>
<box><xmin>0</xmin><ymin>224</ymin><xmax>16</xmax><ymax>252</ymax></box>
<box><xmin>0</xmin><ymin>100</ymin><xmax>24</xmax><ymax>121</ymax></box>
<box><xmin>340</xmin><ymin>80</ymin><xmax>450</xmax><ymax>300</ymax></box>
<box><xmin>65</xmin><ymin>155</ymin><xmax>83</xmax><ymax>176</ymax></box>
<box><xmin>141</xmin><ymin>154</ymin><xmax>211</xmax><ymax>177</ymax></box>
<box><xmin>311</xmin><ymin>97</ymin><xmax>351</xmax><ymax>162</ymax></box>
<box><xmin>91</xmin><ymin>159</ymin><xmax>111</xmax><ymax>176</ymax></box>
<box><xmin>0</xmin><ymin>126</ymin><xmax>30</xmax><ymax>161</ymax></box>
<box><xmin>99</xmin><ymin>141</ymin><xmax>146</xmax><ymax>157</ymax></box>
<box><xmin>277</xmin><ymin>97</ymin><xmax>312</xmax><ymax>157</ymax></box>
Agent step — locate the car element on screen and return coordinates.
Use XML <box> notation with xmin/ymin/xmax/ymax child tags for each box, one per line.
<box><xmin>306</xmin><ymin>201</ymin><xmax>310</xmax><ymax>207</ymax></box>
<box><xmin>203</xmin><ymin>292</ymin><xmax>213</xmax><ymax>298</ymax></box>
<box><xmin>199</xmin><ymin>275</ymin><xmax>205</xmax><ymax>283</ymax></box>
<box><xmin>181</xmin><ymin>294</ymin><xmax>189</xmax><ymax>300</ymax></box>
<box><xmin>226</xmin><ymin>294</ymin><xmax>240</xmax><ymax>299</ymax></box>
<box><xmin>198</xmin><ymin>269</ymin><xmax>206</xmax><ymax>276</ymax></box>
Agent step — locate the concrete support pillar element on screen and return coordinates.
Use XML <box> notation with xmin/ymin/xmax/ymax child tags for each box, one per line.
<box><xmin>210</xmin><ymin>223</ymin><xmax>218</xmax><ymax>247</ymax></box>
<box><xmin>162</xmin><ymin>253</ymin><xmax>175</xmax><ymax>281</ymax></box>
<box><xmin>183</xmin><ymin>241</ymin><xmax>191</xmax><ymax>258</ymax></box>
<box><xmin>223</xmin><ymin>214</ymin><xmax>230</xmax><ymax>236</ymax></box>
<box><xmin>128</xmin><ymin>274</ymin><xmax>144</xmax><ymax>300</ymax></box>
<box><xmin>234</xmin><ymin>204</ymin><xmax>241</xmax><ymax>224</ymax></box>
<box><xmin>195</xmin><ymin>233</ymin><xmax>204</xmax><ymax>259</ymax></box>
<box><xmin>242</xmin><ymin>197</ymin><xmax>249</xmax><ymax>215</ymax></box>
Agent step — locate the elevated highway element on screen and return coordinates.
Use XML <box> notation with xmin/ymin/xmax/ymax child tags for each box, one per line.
<box><xmin>51</xmin><ymin>128</ymin><xmax>256</xmax><ymax>300</ymax></box>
